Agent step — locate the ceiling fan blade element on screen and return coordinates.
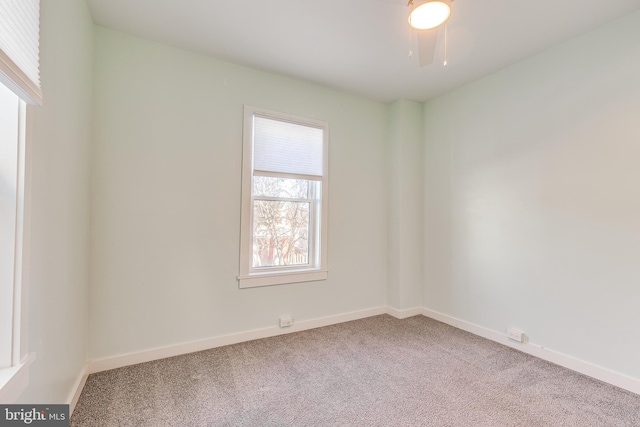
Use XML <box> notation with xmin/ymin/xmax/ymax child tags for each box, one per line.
<box><xmin>417</xmin><ymin>29</ymin><xmax>438</xmax><ymax>67</ymax></box>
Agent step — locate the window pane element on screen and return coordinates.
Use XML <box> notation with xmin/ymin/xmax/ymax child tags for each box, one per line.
<box><xmin>252</xmin><ymin>200</ymin><xmax>310</xmax><ymax>267</ymax></box>
<box><xmin>253</xmin><ymin>176</ymin><xmax>309</xmax><ymax>199</ymax></box>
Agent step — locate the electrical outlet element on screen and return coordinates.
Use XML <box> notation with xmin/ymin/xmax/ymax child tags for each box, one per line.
<box><xmin>279</xmin><ymin>315</ymin><xmax>293</xmax><ymax>328</ymax></box>
<box><xmin>507</xmin><ymin>328</ymin><xmax>524</xmax><ymax>343</ymax></box>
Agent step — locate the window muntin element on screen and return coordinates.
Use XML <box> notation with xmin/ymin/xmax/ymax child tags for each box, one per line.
<box><xmin>239</xmin><ymin>107</ymin><xmax>328</xmax><ymax>288</ymax></box>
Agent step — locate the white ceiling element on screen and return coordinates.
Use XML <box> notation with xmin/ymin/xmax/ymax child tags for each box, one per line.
<box><xmin>86</xmin><ymin>0</ymin><xmax>640</xmax><ymax>103</ymax></box>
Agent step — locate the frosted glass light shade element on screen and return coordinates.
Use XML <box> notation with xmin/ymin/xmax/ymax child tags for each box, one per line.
<box><xmin>409</xmin><ymin>0</ymin><xmax>451</xmax><ymax>30</ymax></box>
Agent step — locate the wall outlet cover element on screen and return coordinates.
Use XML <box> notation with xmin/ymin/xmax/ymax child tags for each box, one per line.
<box><xmin>507</xmin><ymin>328</ymin><xmax>525</xmax><ymax>343</ymax></box>
<box><xmin>279</xmin><ymin>316</ymin><xmax>293</xmax><ymax>328</ymax></box>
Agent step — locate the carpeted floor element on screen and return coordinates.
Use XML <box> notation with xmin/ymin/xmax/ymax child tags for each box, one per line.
<box><xmin>71</xmin><ymin>315</ymin><xmax>640</xmax><ymax>426</ymax></box>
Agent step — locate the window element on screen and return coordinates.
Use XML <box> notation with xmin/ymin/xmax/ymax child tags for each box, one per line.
<box><xmin>0</xmin><ymin>81</ymin><xmax>32</xmax><ymax>401</ymax></box>
<box><xmin>239</xmin><ymin>106</ymin><xmax>329</xmax><ymax>288</ymax></box>
<box><xmin>0</xmin><ymin>0</ymin><xmax>40</xmax><ymax>401</ymax></box>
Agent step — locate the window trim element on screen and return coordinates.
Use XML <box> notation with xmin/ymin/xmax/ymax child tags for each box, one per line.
<box><xmin>238</xmin><ymin>106</ymin><xmax>329</xmax><ymax>288</ymax></box>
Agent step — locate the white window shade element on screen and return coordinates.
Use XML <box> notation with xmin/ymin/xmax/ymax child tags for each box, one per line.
<box><xmin>0</xmin><ymin>0</ymin><xmax>41</xmax><ymax>105</ymax></box>
<box><xmin>253</xmin><ymin>115</ymin><xmax>324</xmax><ymax>178</ymax></box>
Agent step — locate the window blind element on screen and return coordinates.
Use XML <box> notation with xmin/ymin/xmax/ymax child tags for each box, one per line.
<box><xmin>0</xmin><ymin>0</ymin><xmax>41</xmax><ymax>105</ymax></box>
<box><xmin>253</xmin><ymin>115</ymin><xmax>324</xmax><ymax>178</ymax></box>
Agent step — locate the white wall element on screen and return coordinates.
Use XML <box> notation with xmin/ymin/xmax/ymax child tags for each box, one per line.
<box><xmin>18</xmin><ymin>0</ymin><xmax>94</xmax><ymax>402</ymax></box>
<box><xmin>423</xmin><ymin>10</ymin><xmax>640</xmax><ymax>379</ymax></box>
<box><xmin>89</xmin><ymin>28</ymin><xmax>388</xmax><ymax>360</ymax></box>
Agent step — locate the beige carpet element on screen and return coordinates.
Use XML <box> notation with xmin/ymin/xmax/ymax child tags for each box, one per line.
<box><xmin>71</xmin><ymin>315</ymin><xmax>640</xmax><ymax>426</ymax></box>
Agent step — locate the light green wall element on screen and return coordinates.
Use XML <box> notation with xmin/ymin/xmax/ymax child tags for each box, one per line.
<box><xmin>423</xmin><ymin>10</ymin><xmax>640</xmax><ymax>379</ymax></box>
<box><xmin>89</xmin><ymin>27</ymin><xmax>389</xmax><ymax>359</ymax></box>
<box><xmin>386</xmin><ymin>100</ymin><xmax>424</xmax><ymax>311</ymax></box>
<box><xmin>18</xmin><ymin>0</ymin><xmax>94</xmax><ymax>403</ymax></box>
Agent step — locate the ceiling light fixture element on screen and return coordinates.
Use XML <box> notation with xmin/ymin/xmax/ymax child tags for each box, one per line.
<box><xmin>408</xmin><ymin>0</ymin><xmax>452</xmax><ymax>30</ymax></box>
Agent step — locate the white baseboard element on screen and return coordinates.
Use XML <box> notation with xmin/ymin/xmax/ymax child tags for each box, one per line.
<box><xmin>386</xmin><ymin>306</ymin><xmax>423</xmax><ymax>319</ymax></box>
<box><xmin>421</xmin><ymin>308</ymin><xmax>640</xmax><ymax>396</ymax></box>
<box><xmin>68</xmin><ymin>362</ymin><xmax>89</xmax><ymax>414</ymax></box>
<box><xmin>89</xmin><ymin>306</ymin><xmax>387</xmax><ymax>374</ymax></box>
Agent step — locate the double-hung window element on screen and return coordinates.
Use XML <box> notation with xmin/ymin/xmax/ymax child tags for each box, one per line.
<box><xmin>239</xmin><ymin>106</ymin><xmax>329</xmax><ymax>288</ymax></box>
<box><xmin>0</xmin><ymin>73</ymin><xmax>31</xmax><ymax>402</ymax></box>
<box><xmin>0</xmin><ymin>0</ymin><xmax>40</xmax><ymax>401</ymax></box>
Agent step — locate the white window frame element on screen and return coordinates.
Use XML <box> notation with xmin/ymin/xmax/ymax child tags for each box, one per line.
<box><xmin>238</xmin><ymin>106</ymin><xmax>329</xmax><ymax>288</ymax></box>
<box><xmin>0</xmin><ymin>94</ymin><xmax>34</xmax><ymax>402</ymax></box>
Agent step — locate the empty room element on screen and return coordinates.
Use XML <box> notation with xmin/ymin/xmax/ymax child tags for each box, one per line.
<box><xmin>1</xmin><ymin>0</ymin><xmax>639</xmax><ymax>425</ymax></box>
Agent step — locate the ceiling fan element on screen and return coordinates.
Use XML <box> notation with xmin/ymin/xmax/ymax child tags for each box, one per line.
<box><xmin>406</xmin><ymin>0</ymin><xmax>454</xmax><ymax>67</ymax></box>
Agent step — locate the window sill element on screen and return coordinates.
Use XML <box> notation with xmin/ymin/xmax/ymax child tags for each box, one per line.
<box><xmin>238</xmin><ymin>269</ymin><xmax>328</xmax><ymax>289</ymax></box>
<box><xmin>0</xmin><ymin>353</ymin><xmax>35</xmax><ymax>403</ymax></box>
